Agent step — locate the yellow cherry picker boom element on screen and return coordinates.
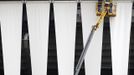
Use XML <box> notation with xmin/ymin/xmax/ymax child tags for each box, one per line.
<box><xmin>74</xmin><ymin>0</ymin><xmax>116</xmax><ymax>75</ymax></box>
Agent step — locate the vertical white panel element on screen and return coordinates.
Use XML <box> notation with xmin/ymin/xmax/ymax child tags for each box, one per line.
<box><xmin>0</xmin><ymin>2</ymin><xmax>22</xmax><ymax>75</ymax></box>
<box><xmin>110</xmin><ymin>2</ymin><xmax>132</xmax><ymax>75</ymax></box>
<box><xmin>54</xmin><ymin>2</ymin><xmax>77</xmax><ymax>75</ymax></box>
<box><xmin>81</xmin><ymin>2</ymin><xmax>103</xmax><ymax>75</ymax></box>
<box><xmin>27</xmin><ymin>2</ymin><xmax>50</xmax><ymax>75</ymax></box>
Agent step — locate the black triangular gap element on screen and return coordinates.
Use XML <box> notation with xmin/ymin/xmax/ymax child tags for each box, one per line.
<box><xmin>128</xmin><ymin>3</ymin><xmax>134</xmax><ymax>75</ymax></box>
<box><xmin>101</xmin><ymin>17</ymin><xmax>112</xmax><ymax>75</ymax></box>
<box><xmin>0</xmin><ymin>24</ymin><xmax>4</xmax><ymax>75</ymax></box>
<box><xmin>74</xmin><ymin>3</ymin><xmax>85</xmax><ymax>75</ymax></box>
<box><xmin>21</xmin><ymin>3</ymin><xmax>32</xmax><ymax>75</ymax></box>
<box><xmin>47</xmin><ymin>3</ymin><xmax>59</xmax><ymax>75</ymax></box>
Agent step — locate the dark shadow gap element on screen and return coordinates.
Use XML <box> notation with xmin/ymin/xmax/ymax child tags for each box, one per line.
<box><xmin>47</xmin><ymin>3</ymin><xmax>59</xmax><ymax>75</ymax></box>
<box><xmin>128</xmin><ymin>3</ymin><xmax>134</xmax><ymax>75</ymax></box>
<box><xmin>101</xmin><ymin>17</ymin><xmax>112</xmax><ymax>75</ymax></box>
<box><xmin>21</xmin><ymin>3</ymin><xmax>32</xmax><ymax>75</ymax></box>
<box><xmin>0</xmin><ymin>23</ymin><xmax>4</xmax><ymax>75</ymax></box>
<box><xmin>74</xmin><ymin>3</ymin><xmax>85</xmax><ymax>75</ymax></box>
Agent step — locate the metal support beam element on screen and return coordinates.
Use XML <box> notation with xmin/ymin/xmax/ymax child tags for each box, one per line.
<box><xmin>0</xmin><ymin>0</ymin><xmax>133</xmax><ymax>1</ymax></box>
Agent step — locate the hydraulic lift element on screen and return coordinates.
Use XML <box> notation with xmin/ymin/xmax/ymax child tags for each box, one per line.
<box><xmin>74</xmin><ymin>0</ymin><xmax>116</xmax><ymax>75</ymax></box>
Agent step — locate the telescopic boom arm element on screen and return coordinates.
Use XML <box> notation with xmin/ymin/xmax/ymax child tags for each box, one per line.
<box><xmin>74</xmin><ymin>0</ymin><xmax>116</xmax><ymax>75</ymax></box>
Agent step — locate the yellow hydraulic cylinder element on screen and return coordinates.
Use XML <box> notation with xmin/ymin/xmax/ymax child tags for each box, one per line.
<box><xmin>95</xmin><ymin>10</ymin><xmax>107</xmax><ymax>30</ymax></box>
